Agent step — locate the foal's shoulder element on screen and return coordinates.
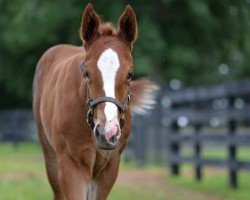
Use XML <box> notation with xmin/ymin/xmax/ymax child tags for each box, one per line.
<box><xmin>38</xmin><ymin>44</ymin><xmax>85</xmax><ymax>68</ymax></box>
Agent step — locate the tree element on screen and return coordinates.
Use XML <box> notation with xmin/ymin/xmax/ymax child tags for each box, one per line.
<box><xmin>0</xmin><ymin>0</ymin><xmax>250</xmax><ymax>107</ymax></box>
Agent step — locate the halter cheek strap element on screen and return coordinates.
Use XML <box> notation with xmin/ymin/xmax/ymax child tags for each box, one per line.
<box><xmin>80</xmin><ymin>61</ymin><xmax>131</xmax><ymax>130</ymax></box>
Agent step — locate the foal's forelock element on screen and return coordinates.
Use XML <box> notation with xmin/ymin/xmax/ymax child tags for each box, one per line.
<box><xmin>97</xmin><ymin>48</ymin><xmax>120</xmax><ymax>128</ymax></box>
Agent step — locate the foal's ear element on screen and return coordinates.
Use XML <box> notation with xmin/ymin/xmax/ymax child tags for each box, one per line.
<box><xmin>117</xmin><ymin>5</ymin><xmax>138</xmax><ymax>50</ymax></box>
<box><xmin>80</xmin><ymin>3</ymin><xmax>100</xmax><ymax>45</ymax></box>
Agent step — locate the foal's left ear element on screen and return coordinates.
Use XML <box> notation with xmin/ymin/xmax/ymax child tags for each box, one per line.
<box><xmin>117</xmin><ymin>5</ymin><xmax>138</xmax><ymax>50</ymax></box>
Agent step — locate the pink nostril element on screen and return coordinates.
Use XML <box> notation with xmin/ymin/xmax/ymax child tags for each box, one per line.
<box><xmin>103</xmin><ymin>122</ymin><xmax>120</xmax><ymax>142</ymax></box>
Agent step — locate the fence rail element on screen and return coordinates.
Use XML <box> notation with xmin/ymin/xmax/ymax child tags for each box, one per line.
<box><xmin>0</xmin><ymin>110</ymin><xmax>35</xmax><ymax>143</ymax></box>
<box><xmin>168</xmin><ymin>134</ymin><xmax>250</xmax><ymax>146</ymax></box>
<box><xmin>166</xmin><ymin>79</ymin><xmax>250</xmax><ymax>189</ymax></box>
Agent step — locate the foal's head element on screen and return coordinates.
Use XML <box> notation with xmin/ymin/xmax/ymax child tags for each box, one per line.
<box><xmin>80</xmin><ymin>4</ymin><xmax>157</xmax><ymax>150</ymax></box>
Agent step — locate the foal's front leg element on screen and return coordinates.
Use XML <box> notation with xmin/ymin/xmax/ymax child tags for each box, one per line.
<box><xmin>93</xmin><ymin>156</ymin><xmax>120</xmax><ymax>200</ymax></box>
<box><xmin>58</xmin><ymin>153</ymin><xmax>92</xmax><ymax>200</ymax></box>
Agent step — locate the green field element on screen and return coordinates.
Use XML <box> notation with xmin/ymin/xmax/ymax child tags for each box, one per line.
<box><xmin>0</xmin><ymin>143</ymin><xmax>249</xmax><ymax>200</ymax></box>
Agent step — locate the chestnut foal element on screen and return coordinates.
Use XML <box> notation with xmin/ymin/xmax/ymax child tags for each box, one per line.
<box><xmin>33</xmin><ymin>4</ymin><xmax>157</xmax><ymax>200</ymax></box>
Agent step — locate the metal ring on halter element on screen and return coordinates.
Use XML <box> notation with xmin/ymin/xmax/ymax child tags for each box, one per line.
<box><xmin>86</xmin><ymin>109</ymin><xmax>94</xmax><ymax>129</ymax></box>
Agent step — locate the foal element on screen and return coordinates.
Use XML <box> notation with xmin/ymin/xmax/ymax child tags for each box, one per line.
<box><xmin>33</xmin><ymin>3</ymin><xmax>157</xmax><ymax>200</ymax></box>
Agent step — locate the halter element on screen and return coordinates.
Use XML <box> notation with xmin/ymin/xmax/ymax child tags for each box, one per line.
<box><xmin>80</xmin><ymin>61</ymin><xmax>131</xmax><ymax>130</ymax></box>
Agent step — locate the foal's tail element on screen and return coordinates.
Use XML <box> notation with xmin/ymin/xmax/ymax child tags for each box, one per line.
<box><xmin>130</xmin><ymin>78</ymin><xmax>159</xmax><ymax>115</ymax></box>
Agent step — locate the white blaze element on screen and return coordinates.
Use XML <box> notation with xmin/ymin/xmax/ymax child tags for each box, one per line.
<box><xmin>97</xmin><ymin>48</ymin><xmax>120</xmax><ymax>125</ymax></box>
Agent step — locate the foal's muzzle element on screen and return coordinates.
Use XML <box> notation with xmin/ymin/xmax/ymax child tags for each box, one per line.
<box><xmin>94</xmin><ymin>124</ymin><xmax>120</xmax><ymax>150</ymax></box>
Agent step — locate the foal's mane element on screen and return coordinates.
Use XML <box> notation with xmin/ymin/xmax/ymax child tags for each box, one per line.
<box><xmin>98</xmin><ymin>23</ymin><xmax>117</xmax><ymax>36</ymax></box>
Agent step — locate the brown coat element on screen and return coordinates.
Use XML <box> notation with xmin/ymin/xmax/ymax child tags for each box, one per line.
<box><xmin>33</xmin><ymin>4</ymin><xmax>157</xmax><ymax>200</ymax></box>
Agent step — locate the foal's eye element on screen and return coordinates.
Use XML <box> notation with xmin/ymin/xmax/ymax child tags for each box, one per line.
<box><xmin>84</xmin><ymin>71</ymin><xmax>90</xmax><ymax>79</ymax></box>
<box><xmin>127</xmin><ymin>71</ymin><xmax>133</xmax><ymax>80</ymax></box>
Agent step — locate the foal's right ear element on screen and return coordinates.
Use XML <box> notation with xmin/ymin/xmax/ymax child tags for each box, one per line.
<box><xmin>80</xmin><ymin>3</ymin><xmax>100</xmax><ymax>46</ymax></box>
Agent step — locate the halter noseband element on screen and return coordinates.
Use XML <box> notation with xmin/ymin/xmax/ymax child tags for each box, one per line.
<box><xmin>80</xmin><ymin>61</ymin><xmax>131</xmax><ymax>130</ymax></box>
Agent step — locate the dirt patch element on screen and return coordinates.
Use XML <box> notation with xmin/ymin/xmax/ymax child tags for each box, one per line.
<box><xmin>0</xmin><ymin>171</ymin><xmax>44</xmax><ymax>180</ymax></box>
<box><xmin>117</xmin><ymin>169</ymin><xmax>226</xmax><ymax>200</ymax></box>
<box><xmin>0</xmin><ymin>168</ymin><xmax>228</xmax><ymax>199</ymax></box>
<box><xmin>0</xmin><ymin>172</ymin><xmax>30</xmax><ymax>180</ymax></box>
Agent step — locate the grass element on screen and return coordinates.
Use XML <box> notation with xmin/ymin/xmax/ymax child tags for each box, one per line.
<box><xmin>0</xmin><ymin>142</ymin><xmax>249</xmax><ymax>200</ymax></box>
<box><xmin>167</xmin><ymin>166</ymin><xmax>250</xmax><ymax>200</ymax></box>
<box><xmin>202</xmin><ymin>147</ymin><xmax>250</xmax><ymax>161</ymax></box>
<box><xmin>170</xmin><ymin>146</ymin><xmax>250</xmax><ymax>200</ymax></box>
<box><xmin>0</xmin><ymin>143</ymin><xmax>51</xmax><ymax>200</ymax></box>
<box><xmin>180</xmin><ymin>146</ymin><xmax>250</xmax><ymax>161</ymax></box>
<box><xmin>0</xmin><ymin>143</ymin><xmax>165</xmax><ymax>200</ymax></box>
<box><xmin>111</xmin><ymin>185</ymin><xmax>166</xmax><ymax>200</ymax></box>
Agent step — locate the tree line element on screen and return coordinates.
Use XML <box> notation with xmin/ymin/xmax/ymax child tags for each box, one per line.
<box><xmin>0</xmin><ymin>0</ymin><xmax>250</xmax><ymax>108</ymax></box>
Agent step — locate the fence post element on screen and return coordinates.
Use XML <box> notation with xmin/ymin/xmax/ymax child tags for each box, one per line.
<box><xmin>194</xmin><ymin>124</ymin><xmax>202</xmax><ymax>181</ymax></box>
<box><xmin>134</xmin><ymin>116</ymin><xmax>146</xmax><ymax>167</ymax></box>
<box><xmin>228</xmin><ymin>96</ymin><xmax>238</xmax><ymax>189</ymax></box>
<box><xmin>170</xmin><ymin>121</ymin><xmax>180</xmax><ymax>176</ymax></box>
<box><xmin>154</xmin><ymin>96</ymin><xmax>163</xmax><ymax>165</ymax></box>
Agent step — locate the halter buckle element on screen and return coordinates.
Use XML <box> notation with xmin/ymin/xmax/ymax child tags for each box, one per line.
<box><xmin>128</xmin><ymin>95</ymin><xmax>131</xmax><ymax>103</ymax></box>
<box><xmin>120</xmin><ymin>114</ymin><xmax>125</xmax><ymax>128</ymax></box>
<box><xmin>86</xmin><ymin>99</ymin><xmax>92</xmax><ymax>107</ymax></box>
<box><xmin>127</xmin><ymin>91</ymin><xmax>131</xmax><ymax>105</ymax></box>
<box><xmin>122</xmin><ymin>105</ymin><xmax>127</xmax><ymax>113</ymax></box>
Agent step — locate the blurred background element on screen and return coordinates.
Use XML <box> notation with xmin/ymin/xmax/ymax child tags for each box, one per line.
<box><xmin>0</xmin><ymin>0</ymin><xmax>250</xmax><ymax>200</ymax></box>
